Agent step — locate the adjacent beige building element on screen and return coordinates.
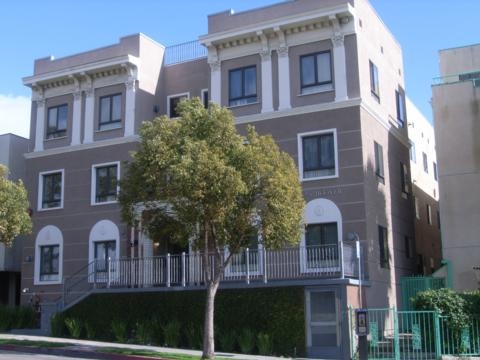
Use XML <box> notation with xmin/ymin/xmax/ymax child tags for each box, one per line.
<box><xmin>432</xmin><ymin>43</ymin><xmax>480</xmax><ymax>291</ymax></box>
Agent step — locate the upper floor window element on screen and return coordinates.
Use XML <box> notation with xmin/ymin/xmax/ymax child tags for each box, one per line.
<box><xmin>38</xmin><ymin>170</ymin><xmax>64</xmax><ymax>210</ymax></box>
<box><xmin>422</xmin><ymin>152</ymin><xmax>428</xmax><ymax>173</ymax></box>
<box><xmin>378</xmin><ymin>225</ymin><xmax>389</xmax><ymax>269</ymax></box>
<box><xmin>426</xmin><ymin>204</ymin><xmax>432</xmax><ymax>225</ymax></box>
<box><xmin>396</xmin><ymin>89</ymin><xmax>406</xmax><ymax>127</ymax></box>
<box><xmin>369</xmin><ymin>60</ymin><xmax>380</xmax><ymax>101</ymax></box>
<box><xmin>99</xmin><ymin>94</ymin><xmax>122</xmax><ymax>131</ymax></box>
<box><xmin>400</xmin><ymin>162</ymin><xmax>409</xmax><ymax>195</ymax></box>
<box><xmin>414</xmin><ymin>196</ymin><xmax>420</xmax><ymax>219</ymax></box>
<box><xmin>410</xmin><ymin>142</ymin><xmax>416</xmax><ymax>163</ymax></box>
<box><xmin>167</xmin><ymin>93</ymin><xmax>189</xmax><ymax>118</ymax></box>
<box><xmin>46</xmin><ymin>104</ymin><xmax>68</xmax><ymax>139</ymax></box>
<box><xmin>300</xmin><ymin>51</ymin><xmax>332</xmax><ymax>94</ymax></box>
<box><xmin>298</xmin><ymin>130</ymin><xmax>338</xmax><ymax>181</ymax></box>
<box><xmin>92</xmin><ymin>162</ymin><xmax>119</xmax><ymax>205</ymax></box>
<box><xmin>374</xmin><ymin>141</ymin><xmax>384</xmax><ymax>182</ymax></box>
<box><xmin>229</xmin><ymin>66</ymin><xmax>257</xmax><ymax>107</ymax></box>
<box><xmin>433</xmin><ymin>162</ymin><xmax>438</xmax><ymax>181</ymax></box>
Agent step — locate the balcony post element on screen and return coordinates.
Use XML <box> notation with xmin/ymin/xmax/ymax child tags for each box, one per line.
<box><xmin>107</xmin><ymin>257</ymin><xmax>111</xmax><ymax>288</ymax></box>
<box><xmin>166</xmin><ymin>253</ymin><xmax>171</xmax><ymax>288</ymax></box>
<box><xmin>263</xmin><ymin>247</ymin><xmax>267</xmax><ymax>284</ymax></box>
<box><xmin>182</xmin><ymin>252</ymin><xmax>186</xmax><ymax>287</ymax></box>
<box><xmin>340</xmin><ymin>241</ymin><xmax>345</xmax><ymax>279</ymax></box>
<box><xmin>93</xmin><ymin>260</ymin><xmax>97</xmax><ymax>289</ymax></box>
<box><xmin>246</xmin><ymin>248</ymin><xmax>250</xmax><ymax>285</ymax></box>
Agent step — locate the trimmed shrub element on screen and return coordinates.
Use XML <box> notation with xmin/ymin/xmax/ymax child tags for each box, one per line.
<box><xmin>238</xmin><ymin>328</ymin><xmax>255</xmax><ymax>354</ymax></box>
<box><xmin>111</xmin><ymin>319</ymin><xmax>128</xmax><ymax>343</ymax></box>
<box><xmin>50</xmin><ymin>312</ymin><xmax>66</xmax><ymax>337</ymax></box>
<box><xmin>65</xmin><ymin>318</ymin><xmax>83</xmax><ymax>339</ymax></box>
<box><xmin>184</xmin><ymin>322</ymin><xmax>202</xmax><ymax>349</ymax></box>
<box><xmin>162</xmin><ymin>319</ymin><xmax>181</xmax><ymax>347</ymax></box>
<box><xmin>218</xmin><ymin>329</ymin><xmax>237</xmax><ymax>352</ymax></box>
<box><xmin>257</xmin><ymin>332</ymin><xmax>273</xmax><ymax>355</ymax></box>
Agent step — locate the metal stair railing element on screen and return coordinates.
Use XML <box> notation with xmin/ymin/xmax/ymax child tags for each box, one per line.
<box><xmin>62</xmin><ymin>260</ymin><xmax>104</xmax><ymax>310</ymax></box>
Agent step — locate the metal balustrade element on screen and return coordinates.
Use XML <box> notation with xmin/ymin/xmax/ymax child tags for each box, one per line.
<box><xmin>164</xmin><ymin>40</ymin><xmax>207</xmax><ymax>65</ymax></box>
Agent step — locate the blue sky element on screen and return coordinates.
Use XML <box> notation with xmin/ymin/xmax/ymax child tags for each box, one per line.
<box><xmin>0</xmin><ymin>0</ymin><xmax>478</xmax><ymax>138</ymax></box>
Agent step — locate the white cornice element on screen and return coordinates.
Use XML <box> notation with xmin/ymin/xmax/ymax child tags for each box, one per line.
<box><xmin>200</xmin><ymin>4</ymin><xmax>355</xmax><ymax>46</ymax></box>
<box><xmin>23</xmin><ymin>55</ymin><xmax>141</xmax><ymax>87</ymax></box>
<box><xmin>24</xmin><ymin>135</ymin><xmax>140</xmax><ymax>159</ymax></box>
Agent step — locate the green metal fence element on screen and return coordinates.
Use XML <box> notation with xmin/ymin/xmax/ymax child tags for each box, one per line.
<box><xmin>349</xmin><ymin>307</ymin><xmax>480</xmax><ymax>360</ymax></box>
<box><xmin>400</xmin><ymin>277</ymin><xmax>445</xmax><ymax>310</ymax></box>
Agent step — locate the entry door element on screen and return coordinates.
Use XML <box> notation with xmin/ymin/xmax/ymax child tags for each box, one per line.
<box><xmin>306</xmin><ymin>290</ymin><xmax>341</xmax><ymax>359</ymax></box>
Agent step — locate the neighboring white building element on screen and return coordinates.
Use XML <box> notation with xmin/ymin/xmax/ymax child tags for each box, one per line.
<box><xmin>432</xmin><ymin>43</ymin><xmax>480</xmax><ymax>291</ymax></box>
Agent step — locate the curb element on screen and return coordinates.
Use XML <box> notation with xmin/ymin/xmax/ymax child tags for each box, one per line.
<box><xmin>0</xmin><ymin>344</ymin><xmax>166</xmax><ymax>360</ymax></box>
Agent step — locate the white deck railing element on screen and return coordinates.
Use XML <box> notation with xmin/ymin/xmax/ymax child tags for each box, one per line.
<box><xmin>86</xmin><ymin>243</ymin><xmax>361</xmax><ymax>289</ymax></box>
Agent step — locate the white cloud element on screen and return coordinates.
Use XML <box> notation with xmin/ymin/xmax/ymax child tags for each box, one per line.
<box><xmin>0</xmin><ymin>94</ymin><xmax>31</xmax><ymax>138</ymax></box>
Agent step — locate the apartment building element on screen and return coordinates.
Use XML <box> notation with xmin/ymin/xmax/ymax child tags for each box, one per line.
<box><xmin>22</xmin><ymin>0</ymin><xmax>416</xmax><ymax>357</ymax></box>
<box><xmin>432</xmin><ymin>43</ymin><xmax>480</xmax><ymax>291</ymax></box>
<box><xmin>406</xmin><ymin>99</ymin><xmax>442</xmax><ymax>275</ymax></box>
<box><xmin>0</xmin><ymin>133</ymin><xmax>29</xmax><ymax>306</ymax></box>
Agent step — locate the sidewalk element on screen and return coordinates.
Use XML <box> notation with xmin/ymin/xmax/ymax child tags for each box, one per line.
<box><xmin>0</xmin><ymin>333</ymin><xmax>288</xmax><ymax>360</ymax></box>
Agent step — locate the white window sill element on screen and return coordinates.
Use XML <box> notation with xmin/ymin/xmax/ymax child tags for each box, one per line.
<box><xmin>37</xmin><ymin>205</ymin><xmax>63</xmax><ymax>212</ymax></box>
<box><xmin>34</xmin><ymin>278</ymin><xmax>61</xmax><ymax>285</ymax></box>
<box><xmin>300</xmin><ymin>174</ymin><xmax>338</xmax><ymax>182</ymax></box>
<box><xmin>228</xmin><ymin>101</ymin><xmax>260</xmax><ymax>109</ymax></box>
<box><xmin>95</xmin><ymin>125</ymin><xmax>123</xmax><ymax>133</ymax></box>
<box><xmin>44</xmin><ymin>136</ymin><xmax>68</xmax><ymax>142</ymax></box>
<box><xmin>91</xmin><ymin>200</ymin><xmax>118</xmax><ymax>206</ymax></box>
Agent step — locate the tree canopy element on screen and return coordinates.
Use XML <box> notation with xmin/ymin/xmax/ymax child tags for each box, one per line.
<box><xmin>0</xmin><ymin>165</ymin><xmax>32</xmax><ymax>247</ymax></box>
<box><xmin>119</xmin><ymin>98</ymin><xmax>304</xmax><ymax>358</ymax></box>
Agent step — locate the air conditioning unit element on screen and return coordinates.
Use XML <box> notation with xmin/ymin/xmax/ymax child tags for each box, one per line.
<box><xmin>473</xmin><ymin>78</ymin><xmax>480</xmax><ymax>88</ymax></box>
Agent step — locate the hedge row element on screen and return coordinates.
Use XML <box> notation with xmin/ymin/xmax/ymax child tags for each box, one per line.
<box><xmin>0</xmin><ymin>305</ymin><xmax>37</xmax><ymax>331</ymax></box>
<box><xmin>54</xmin><ymin>286</ymin><xmax>305</xmax><ymax>356</ymax></box>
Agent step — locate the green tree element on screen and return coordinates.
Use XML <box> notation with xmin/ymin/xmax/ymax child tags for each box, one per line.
<box><xmin>120</xmin><ymin>98</ymin><xmax>304</xmax><ymax>359</ymax></box>
<box><xmin>0</xmin><ymin>165</ymin><xmax>32</xmax><ymax>247</ymax></box>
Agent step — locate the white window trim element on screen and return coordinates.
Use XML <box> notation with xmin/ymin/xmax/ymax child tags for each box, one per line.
<box><xmin>167</xmin><ymin>92</ymin><xmax>190</xmax><ymax>118</ymax></box>
<box><xmin>88</xmin><ymin>220</ymin><xmax>120</xmax><ymax>283</ymax></box>
<box><xmin>34</xmin><ymin>225</ymin><xmax>63</xmax><ymax>285</ymax></box>
<box><xmin>37</xmin><ymin>169</ymin><xmax>65</xmax><ymax>211</ymax></box>
<box><xmin>297</xmin><ymin>128</ymin><xmax>339</xmax><ymax>181</ymax></box>
<box><xmin>91</xmin><ymin>161</ymin><xmax>120</xmax><ymax>206</ymax></box>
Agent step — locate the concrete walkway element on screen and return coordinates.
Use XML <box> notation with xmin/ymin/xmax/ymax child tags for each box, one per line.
<box><xmin>0</xmin><ymin>333</ymin><xmax>290</xmax><ymax>360</ymax></box>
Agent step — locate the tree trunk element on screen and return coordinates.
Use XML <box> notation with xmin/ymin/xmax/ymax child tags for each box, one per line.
<box><xmin>202</xmin><ymin>278</ymin><xmax>220</xmax><ymax>359</ymax></box>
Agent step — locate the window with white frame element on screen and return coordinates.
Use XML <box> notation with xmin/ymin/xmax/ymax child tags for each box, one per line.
<box><xmin>88</xmin><ymin>220</ymin><xmax>120</xmax><ymax>283</ymax></box>
<box><xmin>229</xmin><ymin>66</ymin><xmax>257</xmax><ymax>107</ymax></box>
<box><xmin>410</xmin><ymin>142</ymin><xmax>416</xmax><ymax>163</ymax></box>
<box><xmin>426</xmin><ymin>204</ymin><xmax>432</xmax><ymax>225</ymax></box>
<box><xmin>38</xmin><ymin>170</ymin><xmax>64</xmax><ymax>210</ymax></box>
<box><xmin>433</xmin><ymin>162</ymin><xmax>438</xmax><ymax>181</ymax></box>
<box><xmin>395</xmin><ymin>88</ymin><xmax>406</xmax><ymax>127</ymax></box>
<box><xmin>374</xmin><ymin>141</ymin><xmax>384</xmax><ymax>182</ymax></box>
<box><xmin>46</xmin><ymin>104</ymin><xmax>68</xmax><ymax>139</ymax></box>
<box><xmin>400</xmin><ymin>162</ymin><xmax>409</xmax><ymax>195</ymax></box>
<box><xmin>94</xmin><ymin>240</ymin><xmax>116</xmax><ymax>272</ymax></box>
<box><xmin>422</xmin><ymin>152</ymin><xmax>428</xmax><ymax>173</ymax></box>
<box><xmin>369</xmin><ymin>60</ymin><xmax>380</xmax><ymax>101</ymax></box>
<box><xmin>300</xmin><ymin>51</ymin><xmax>333</xmax><ymax>94</ymax></box>
<box><xmin>167</xmin><ymin>93</ymin><xmax>189</xmax><ymax>118</ymax></box>
<box><xmin>298</xmin><ymin>130</ymin><xmax>338</xmax><ymax>181</ymax></box>
<box><xmin>91</xmin><ymin>162</ymin><xmax>119</xmax><ymax>205</ymax></box>
<box><xmin>99</xmin><ymin>93</ymin><xmax>122</xmax><ymax>131</ymax></box>
<box><xmin>305</xmin><ymin>222</ymin><xmax>338</xmax><ymax>269</ymax></box>
<box><xmin>201</xmin><ymin>89</ymin><xmax>209</xmax><ymax>109</ymax></box>
<box><xmin>378</xmin><ymin>225</ymin><xmax>389</xmax><ymax>269</ymax></box>
<box><xmin>34</xmin><ymin>225</ymin><xmax>63</xmax><ymax>285</ymax></box>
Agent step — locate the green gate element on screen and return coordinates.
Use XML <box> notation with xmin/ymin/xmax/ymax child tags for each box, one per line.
<box><xmin>349</xmin><ymin>308</ymin><xmax>480</xmax><ymax>360</ymax></box>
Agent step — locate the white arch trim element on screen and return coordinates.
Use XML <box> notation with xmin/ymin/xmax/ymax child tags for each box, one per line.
<box><xmin>88</xmin><ymin>220</ymin><xmax>120</xmax><ymax>265</ymax></box>
<box><xmin>34</xmin><ymin>225</ymin><xmax>63</xmax><ymax>285</ymax></box>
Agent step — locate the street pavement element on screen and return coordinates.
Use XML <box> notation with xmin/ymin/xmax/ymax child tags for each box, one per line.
<box><xmin>0</xmin><ymin>333</ymin><xmax>289</xmax><ymax>360</ymax></box>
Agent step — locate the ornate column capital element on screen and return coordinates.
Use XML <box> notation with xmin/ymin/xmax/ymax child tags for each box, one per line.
<box><xmin>277</xmin><ymin>46</ymin><xmax>289</xmax><ymax>58</ymax></box>
<box><xmin>209</xmin><ymin>60</ymin><xmax>221</xmax><ymax>72</ymax></box>
<box><xmin>36</xmin><ymin>98</ymin><xmax>46</xmax><ymax>107</ymax></box>
<box><xmin>84</xmin><ymin>88</ymin><xmax>94</xmax><ymax>98</ymax></box>
<box><xmin>331</xmin><ymin>32</ymin><xmax>345</xmax><ymax>47</ymax></box>
<box><xmin>125</xmin><ymin>79</ymin><xmax>136</xmax><ymax>91</ymax></box>
<box><xmin>73</xmin><ymin>91</ymin><xmax>83</xmax><ymax>101</ymax></box>
<box><xmin>260</xmin><ymin>49</ymin><xmax>271</xmax><ymax>61</ymax></box>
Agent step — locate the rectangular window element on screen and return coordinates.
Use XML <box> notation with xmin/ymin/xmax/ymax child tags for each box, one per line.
<box><xmin>396</xmin><ymin>89</ymin><xmax>406</xmax><ymax>127</ymax></box>
<box><xmin>410</xmin><ymin>142</ymin><xmax>416</xmax><ymax>163</ymax></box>
<box><xmin>400</xmin><ymin>162</ymin><xmax>409</xmax><ymax>195</ymax></box>
<box><xmin>40</xmin><ymin>171</ymin><xmax>63</xmax><ymax>209</ymax></box>
<box><xmin>437</xmin><ymin>210</ymin><xmax>441</xmax><ymax>229</ymax></box>
<box><xmin>201</xmin><ymin>89</ymin><xmax>209</xmax><ymax>109</ymax></box>
<box><xmin>229</xmin><ymin>66</ymin><xmax>257</xmax><ymax>107</ymax></box>
<box><xmin>299</xmin><ymin>130</ymin><xmax>337</xmax><ymax>180</ymax></box>
<box><xmin>92</xmin><ymin>163</ymin><xmax>119</xmax><ymax>204</ymax></box>
<box><xmin>422</xmin><ymin>152</ymin><xmax>428</xmax><ymax>173</ymax></box>
<box><xmin>305</xmin><ymin>222</ymin><xmax>338</xmax><ymax>268</ymax></box>
<box><xmin>378</xmin><ymin>226</ymin><xmax>389</xmax><ymax>269</ymax></box>
<box><xmin>300</xmin><ymin>51</ymin><xmax>333</xmax><ymax>94</ymax></box>
<box><xmin>99</xmin><ymin>94</ymin><xmax>122</xmax><ymax>131</ymax></box>
<box><xmin>168</xmin><ymin>93</ymin><xmax>189</xmax><ymax>118</ymax></box>
<box><xmin>94</xmin><ymin>240</ymin><xmax>116</xmax><ymax>272</ymax></box>
<box><xmin>427</xmin><ymin>204</ymin><xmax>432</xmax><ymax>225</ymax></box>
<box><xmin>46</xmin><ymin>104</ymin><xmax>68</xmax><ymax>139</ymax></box>
<box><xmin>414</xmin><ymin>197</ymin><xmax>420</xmax><ymax>219</ymax></box>
<box><xmin>374</xmin><ymin>141</ymin><xmax>384</xmax><ymax>181</ymax></box>
<box><xmin>40</xmin><ymin>245</ymin><xmax>59</xmax><ymax>280</ymax></box>
<box><xmin>433</xmin><ymin>162</ymin><xmax>438</xmax><ymax>181</ymax></box>
<box><xmin>404</xmin><ymin>236</ymin><xmax>412</xmax><ymax>259</ymax></box>
<box><xmin>369</xmin><ymin>60</ymin><xmax>380</xmax><ymax>100</ymax></box>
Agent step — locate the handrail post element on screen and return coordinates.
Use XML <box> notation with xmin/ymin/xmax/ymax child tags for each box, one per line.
<box><xmin>340</xmin><ymin>241</ymin><xmax>345</xmax><ymax>279</ymax></box>
<box><xmin>107</xmin><ymin>257</ymin><xmax>111</xmax><ymax>288</ymax></box>
<box><xmin>166</xmin><ymin>253</ymin><xmax>171</xmax><ymax>287</ymax></box>
<box><xmin>93</xmin><ymin>260</ymin><xmax>97</xmax><ymax>289</ymax></box>
<box><xmin>246</xmin><ymin>248</ymin><xmax>250</xmax><ymax>285</ymax></box>
<box><xmin>263</xmin><ymin>247</ymin><xmax>267</xmax><ymax>284</ymax></box>
<box><xmin>182</xmin><ymin>252</ymin><xmax>186</xmax><ymax>287</ymax></box>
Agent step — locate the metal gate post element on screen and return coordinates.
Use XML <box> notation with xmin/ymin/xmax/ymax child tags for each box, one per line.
<box><xmin>434</xmin><ymin>311</ymin><xmax>442</xmax><ymax>359</ymax></box>
<box><xmin>393</xmin><ymin>307</ymin><xmax>400</xmax><ymax>360</ymax></box>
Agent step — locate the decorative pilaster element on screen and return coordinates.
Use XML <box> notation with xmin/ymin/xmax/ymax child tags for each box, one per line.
<box><xmin>71</xmin><ymin>91</ymin><xmax>82</xmax><ymax>146</ymax></box>
<box><xmin>83</xmin><ymin>88</ymin><xmax>94</xmax><ymax>143</ymax></box>
<box><xmin>258</xmin><ymin>31</ymin><xmax>273</xmax><ymax>113</ymax></box>
<box><xmin>124</xmin><ymin>78</ymin><xmax>136</xmax><ymax>137</ymax></box>
<box><xmin>330</xmin><ymin>16</ymin><xmax>348</xmax><ymax>101</ymax></box>
<box><xmin>207</xmin><ymin>44</ymin><xmax>221</xmax><ymax>105</ymax></box>
<box><xmin>34</xmin><ymin>98</ymin><xmax>45</xmax><ymax>152</ymax></box>
<box><xmin>275</xmin><ymin>27</ymin><xmax>291</xmax><ymax>110</ymax></box>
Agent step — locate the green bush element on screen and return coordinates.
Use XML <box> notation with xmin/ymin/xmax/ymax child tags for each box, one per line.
<box><xmin>0</xmin><ymin>305</ymin><xmax>37</xmax><ymax>331</ymax></box>
<box><xmin>257</xmin><ymin>332</ymin><xmax>273</xmax><ymax>355</ymax></box>
<box><xmin>460</xmin><ymin>290</ymin><xmax>480</xmax><ymax>320</ymax></box>
<box><xmin>218</xmin><ymin>329</ymin><xmax>237</xmax><ymax>352</ymax></box>
<box><xmin>0</xmin><ymin>306</ymin><xmax>14</xmax><ymax>331</ymax></box>
<box><xmin>65</xmin><ymin>318</ymin><xmax>83</xmax><ymax>339</ymax></box>
<box><xmin>162</xmin><ymin>319</ymin><xmax>181</xmax><ymax>347</ymax></box>
<box><xmin>50</xmin><ymin>312</ymin><xmax>66</xmax><ymax>337</ymax></box>
<box><xmin>111</xmin><ymin>319</ymin><xmax>128</xmax><ymax>343</ymax></box>
<box><xmin>184</xmin><ymin>322</ymin><xmax>202</xmax><ymax>349</ymax></box>
<box><xmin>238</xmin><ymin>328</ymin><xmax>255</xmax><ymax>354</ymax></box>
<box><xmin>84</xmin><ymin>321</ymin><xmax>97</xmax><ymax>340</ymax></box>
